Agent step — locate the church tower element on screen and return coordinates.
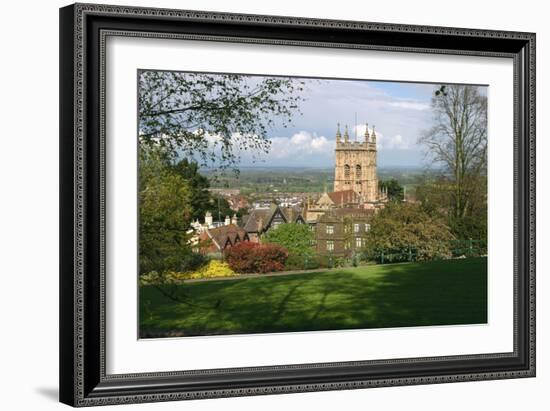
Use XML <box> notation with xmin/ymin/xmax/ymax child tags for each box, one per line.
<box><xmin>333</xmin><ymin>122</ymin><xmax>379</xmax><ymax>202</ymax></box>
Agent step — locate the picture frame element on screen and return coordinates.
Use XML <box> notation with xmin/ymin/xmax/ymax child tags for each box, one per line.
<box><xmin>59</xmin><ymin>2</ymin><xmax>535</xmax><ymax>407</ymax></box>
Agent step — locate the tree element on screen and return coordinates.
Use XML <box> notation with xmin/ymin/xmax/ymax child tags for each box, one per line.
<box><xmin>138</xmin><ymin>71</ymin><xmax>305</xmax><ymax>171</ymax></box>
<box><xmin>139</xmin><ymin>145</ymin><xmax>195</xmax><ymax>275</ymax></box>
<box><xmin>419</xmin><ymin>85</ymin><xmax>487</xmax><ymax>221</ymax></box>
<box><xmin>262</xmin><ymin>223</ymin><xmax>314</xmax><ymax>257</ymax></box>
<box><xmin>415</xmin><ymin>175</ymin><xmax>487</xmax><ymax>240</ymax></box>
<box><xmin>170</xmin><ymin>158</ymin><xmax>212</xmax><ymax>221</ymax></box>
<box><xmin>205</xmin><ymin>195</ymin><xmax>234</xmax><ymax>223</ymax></box>
<box><xmin>170</xmin><ymin>159</ymin><xmax>250</xmax><ymax>223</ymax></box>
<box><xmin>379</xmin><ymin>178</ymin><xmax>404</xmax><ymax>201</ymax></box>
<box><xmin>363</xmin><ymin>202</ymin><xmax>454</xmax><ymax>261</ymax></box>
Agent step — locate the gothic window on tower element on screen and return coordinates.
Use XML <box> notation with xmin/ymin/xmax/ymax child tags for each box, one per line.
<box><xmin>344</xmin><ymin>164</ymin><xmax>350</xmax><ymax>184</ymax></box>
<box><xmin>356</xmin><ymin>164</ymin><xmax>362</xmax><ymax>179</ymax></box>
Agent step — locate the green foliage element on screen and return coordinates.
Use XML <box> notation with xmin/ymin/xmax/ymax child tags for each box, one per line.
<box><xmin>139</xmin><ymin>145</ymin><xmax>195</xmax><ymax>275</ymax></box>
<box><xmin>415</xmin><ymin>175</ymin><xmax>487</xmax><ymax>240</ymax></box>
<box><xmin>283</xmin><ymin>254</ymin><xmax>322</xmax><ymax>270</ymax></box>
<box><xmin>379</xmin><ymin>178</ymin><xmax>404</xmax><ymax>201</ymax></box>
<box><xmin>170</xmin><ymin>158</ymin><xmax>212</xmax><ymax>221</ymax></box>
<box><xmin>170</xmin><ymin>158</ymin><xmax>248</xmax><ymax>224</ymax></box>
<box><xmin>364</xmin><ymin>202</ymin><xmax>455</xmax><ymax>261</ymax></box>
<box><xmin>205</xmin><ymin>195</ymin><xmax>234</xmax><ymax>223</ymax></box>
<box><xmin>138</xmin><ymin>71</ymin><xmax>305</xmax><ymax>171</ymax></box>
<box><xmin>262</xmin><ymin>223</ymin><xmax>314</xmax><ymax>257</ymax></box>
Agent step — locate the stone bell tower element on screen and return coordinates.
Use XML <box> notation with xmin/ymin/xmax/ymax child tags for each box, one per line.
<box><xmin>333</xmin><ymin>122</ymin><xmax>379</xmax><ymax>202</ymax></box>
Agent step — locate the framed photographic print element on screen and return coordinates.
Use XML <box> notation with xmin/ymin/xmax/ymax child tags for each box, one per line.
<box><xmin>59</xmin><ymin>3</ymin><xmax>536</xmax><ymax>407</ymax></box>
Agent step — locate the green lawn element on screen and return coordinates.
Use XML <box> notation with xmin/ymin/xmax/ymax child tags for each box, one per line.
<box><xmin>139</xmin><ymin>257</ymin><xmax>487</xmax><ymax>338</ymax></box>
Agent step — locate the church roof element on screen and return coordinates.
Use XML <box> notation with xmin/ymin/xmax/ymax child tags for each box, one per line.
<box><xmin>326</xmin><ymin>190</ymin><xmax>361</xmax><ymax>205</ymax></box>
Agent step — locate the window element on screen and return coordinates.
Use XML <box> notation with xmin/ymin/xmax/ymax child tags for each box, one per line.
<box><xmin>365</xmin><ymin>223</ymin><xmax>371</xmax><ymax>232</ymax></box>
<box><xmin>344</xmin><ymin>240</ymin><xmax>351</xmax><ymax>250</ymax></box>
<box><xmin>344</xmin><ymin>224</ymin><xmax>351</xmax><ymax>233</ymax></box>
<box><xmin>344</xmin><ymin>164</ymin><xmax>350</xmax><ymax>179</ymax></box>
<box><xmin>356</xmin><ymin>164</ymin><xmax>362</xmax><ymax>179</ymax></box>
<box><xmin>326</xmin><ymin>225</ymin><xmax>334</xmax><ymax>234</ymax></box>
<box><xmin>355</xmin><ymin>237</ymin><xmax>362</xmax><ymax>248</ymax></box>
<box><xmin>354</xmin><ymin>223</ymin><xmax>360</xmax><ymax>233</ymax></box>
<box><xmin>326</xmin><ymin>240</ymin><xmax>334</xmax><ymax>252</ymax></box>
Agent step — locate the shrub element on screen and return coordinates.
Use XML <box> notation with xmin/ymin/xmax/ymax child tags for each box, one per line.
<box><xmin>364</xmin><ymin>202</ymin><xmax>454</xmax><ymax>262</ymax></box>
<box><xmin>139</xmin><ymin>271</ymin><xmax>164</xmax><ymax>286</ymax></box>
<box><xmin>262</xmin><ymin>223</ymin><xmax>314</xmax><ymax>257</ymax></box>
<box><xmin>226</xmin><ymin>242</ymin><xmax>288</xmax><ymax>273</ymax></box>
<box><xmin>180</xmin><ymin>251</ymin><xmax>209</xmax><ymax>272</ymax></box>
<box><xmin>284</xmin><ymin>254</ymin><xmax>306</xmax><ymax>270</ymax></box>
<box><xmin>185</xmin><ymin>260</ymin><xmax>236</xmax><ymax>279</ymax></box>
<box><xmin>139</xmin><ymin>261</ymin><xmax>236</xmax><ymax>285</ymax></box>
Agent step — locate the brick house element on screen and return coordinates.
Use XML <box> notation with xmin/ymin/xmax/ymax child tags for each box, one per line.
<box><xmin>314</xmin><ymin>208</ymin><xmax>375</xmax><ymax>257</ymax></box>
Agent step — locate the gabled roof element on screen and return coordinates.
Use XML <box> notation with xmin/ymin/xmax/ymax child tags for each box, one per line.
<box><xmin>281</xmin><ymin>206</ymin><xmax>304</xmax><ymax>223</ymax></box>
<box><xmin>242</xmin><ymin>205</ymin><xmax>305</xmax><ymax>233</ymax></box>
<box><xmin>242</xmin><ymin>208</ymin><xmax>273</xmax><ymax>233</ymax></box>
<box><xmin>200</xmin><ymin>224</ymin><xmax>248</xmax><ymax>250</ymax></box>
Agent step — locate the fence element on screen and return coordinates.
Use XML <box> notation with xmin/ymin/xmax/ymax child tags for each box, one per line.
<box><xmin>375</xmin><ymin>239</ymin><xmax>487</xmax><ymax>264</ymax></box>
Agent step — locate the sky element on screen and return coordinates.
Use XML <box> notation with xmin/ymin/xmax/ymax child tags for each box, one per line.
<box><xmin>237</xmin><ymin>77</ymin><xmax>440</xmax><ymax>168</ymax></box>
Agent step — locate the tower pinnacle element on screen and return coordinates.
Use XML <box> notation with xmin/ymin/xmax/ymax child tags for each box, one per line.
<box><xmin>364</xmin><ymin>122</ymin><xmax>370</xmax><ymax>142</ymax></box>
<box><xmin>336</xmin><ymin>122</ymin><xmax>341</xmax><ymax>143</ymax></box>
<box><xmin>344</xmin><ymin>124</ymin><xmax>349</xmax><ymax>142</ymax></box>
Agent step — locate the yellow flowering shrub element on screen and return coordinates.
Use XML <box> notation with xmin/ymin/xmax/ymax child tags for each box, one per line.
<box><xmin>186</xmin><ymin>260</ymin><xmax>236</xmax><ymax>279</ymax></box>
<box><xmin>139</xmin><ymin>261</ymin><xmax>237</xmax><ymax>285</ymax></box>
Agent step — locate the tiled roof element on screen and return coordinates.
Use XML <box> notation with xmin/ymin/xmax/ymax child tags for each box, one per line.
<box><xmin>200</xmin><ymin>224</ymin><xmax>247</xmax><ymax>250</ymax></box>
<box><xmin>326</xmin><ymin>190</ymin><xmax>360</xmax><ymax>205</ymax></box>
<box><xmin>242</xmin><ymin>208</ymin><xmax>274</xmax><ymax>233</ymax></box>
<box><xmin>242</xmin><ymin>205</ymin><xmax>304</xmax><ymax>233</ymax></box>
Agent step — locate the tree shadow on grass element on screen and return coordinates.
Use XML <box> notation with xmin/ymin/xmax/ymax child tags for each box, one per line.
<box><xmin>140</xmin><ymin>258</ymin><xmax>487</xmax><ymax>337</ymax></box>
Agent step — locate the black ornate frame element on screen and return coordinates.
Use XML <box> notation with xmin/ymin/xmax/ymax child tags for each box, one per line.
<box><xmin>59</xmin><ymin>3</ymin><xmax>536</xmax><ymax>407</ymax></box>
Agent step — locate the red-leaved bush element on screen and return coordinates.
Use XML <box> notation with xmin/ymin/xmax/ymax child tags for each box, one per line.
<box><xmin>225</xmin><ymin>242</ymin><xmax>288</xmax><ymax>273</ymax></box>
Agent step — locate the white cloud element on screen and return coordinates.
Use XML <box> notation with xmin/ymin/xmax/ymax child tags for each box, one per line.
<box><xmin>268</xmin><ymin>131</ymin><xmax>335</xmax><ymax>160</ymax></box>
<box><xmin>385</xmin><ymin>134</ymin><xmax>409</xmax><ymax>150</ymax></box>
<box><xmin>352</xmin><ymin>125</ymin><xmax>409</xmax><ymax>150</ymax></box>
<box><xmin>388</xmin><ymin>101</ymin><xmax>430</xmax><ymax>111</ymax></box>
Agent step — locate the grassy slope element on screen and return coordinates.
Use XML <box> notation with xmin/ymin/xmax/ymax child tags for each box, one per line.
<box><xmin>140</xmin><ymin>257</ymin><xmax>487</xmax><ymax>337</ymax></box>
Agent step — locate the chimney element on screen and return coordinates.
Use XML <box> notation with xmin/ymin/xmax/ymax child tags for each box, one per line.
<box><xmin>231</xmin><ymin>214</ymin><xmax>238</xmax><ymax>225</ymax></box>
<box><xmin>205</xmin><ymin>211</ymin><xmax>213</xmax><ymax>227</ymax></box>
<box><xmin>224</xmin><ymin>215</ymin><xmax>231</xmax><ymax>226</ymax></box>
